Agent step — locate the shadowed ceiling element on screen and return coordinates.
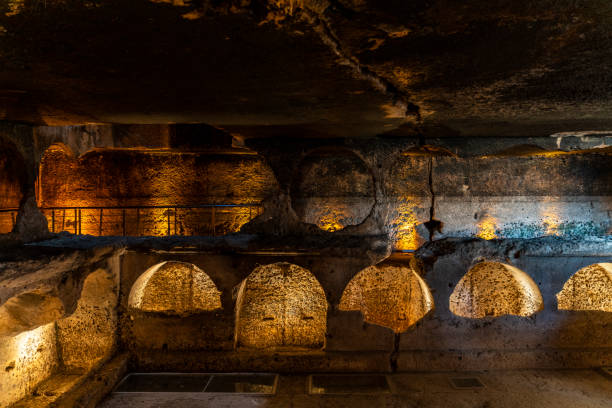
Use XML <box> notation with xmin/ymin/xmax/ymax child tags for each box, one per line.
<box><xmin>2</xmin><ymin>0</ymin><xmax>612</xmax><ymax>138</ymax></box>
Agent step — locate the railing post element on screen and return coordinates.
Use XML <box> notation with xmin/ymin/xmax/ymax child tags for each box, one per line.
<box><xmin>211</xmin><ymin>206</ymin><xmax>215</xmax><ymax>236</ymax></box>
<box><xmin>136</xmin><ymin>208</ymin><xmax>140</xmax><ymax>236</ymax></box>
<box><xmin>78</xmin><ymin>208</ymin><xmax>82</xmax><ymax>235</ymax></box>
<box><xmin>122</xmin><ymin>208</ymin><xmax>126</xmax><ymax>236</ymax></box>
<box><xmin>167</xmin><ymin>208</ymin><xmax>170</xmax><ymax>236</ymax></box>
<box><xmin>74</xmin><ymin>208</ymin><xmax>77</xmax><ymax>234</ymax></box>
<box><xmin>51</xmin><ymin>210</ymin><xmax>55</xmax><ymax>233</ymax></box>
<box><xmin>99</xmin><ymin>208</ymin><xmax>103</xmax><ymax>236</ymax></box>
<box><xmin>174</xmin><ymin>207</ymin><xmax>177</xmax><ymax>235</ymax></box>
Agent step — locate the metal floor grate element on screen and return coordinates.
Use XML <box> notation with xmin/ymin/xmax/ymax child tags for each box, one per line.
<box><xmin>449</xmin><ymin>376</ymin><xmax>485</xmax><ymax>390</ymax></box>
<box><xmin>309</xmin><ymin>374</ymin><xmax>392</xmax><ymax>394</ymax></box>
<box><xmin>114</xmin><ymin>373</ymin><xmax>277</xmax><ymax>394</ymax></box>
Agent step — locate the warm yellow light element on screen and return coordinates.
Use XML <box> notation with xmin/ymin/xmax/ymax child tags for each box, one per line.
<box><xmin>477</xmin><ymin>215</ymin><xmax>498</xmax><ymax>240</ymax></box>
<box><xmin>394</xmin><ymin>202</ymin><xmax>421</xmax><ymax>251</ymax></box>
<box><xmin>541</xmin><ymin>206</ymin><xmax>561</xmax><ymax>236</ymax></box>
<box><xmin>14</xmin><ymin>323</ymin><xmax>54</xmax><ymax>359</ymax></box>
<box><xmin>317</xmin><ymin>212</ymin><xmax>345</xmax><ymax>232</ymax></box>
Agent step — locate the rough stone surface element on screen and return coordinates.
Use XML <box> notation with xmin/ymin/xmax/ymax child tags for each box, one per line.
<box><xmin>38</xmin><ymin>146</ymin><xmax>278</xmax><ymax>236</ymax></box>
<box><xmin>235</xmin><ymin>262</ymin><xmax>328</xmax><ymax>350</ymax></box>
<box><xmin>449</xmin><ymin>261</ymin><xmax>544</xmax><ymax>318</ymax></box>
<box><xmin>557</xmin><ymin>263</ymin><xmax>612</xmax><ymax>312</ymax></box>
<box><xmin>0</xmin><ymin>323</ymin><xmax>58</xmax><ymax>408</ymax></box>
<box><xmin>0</xmin><ymin>291</ymin><xmax>64</xmax><ymax>338</ymax></box>
<box><xmin>339</xmin><ymin>263</ymin><xmax>434</xmax><ymax>333</ymax></box>
<box><xmin>290</xmin><ymin>149</ymin><xmax>375</xmax><ymax>231</ymax></box>
<box><xmin>128</xmin><ymin>261</ymin><xmax>221</xmax><ymax>316</ymax></box>
<box><xmin>57</xmin><ymin>268</ymin><xmax>118</xmax><ymax>372</ymax></box>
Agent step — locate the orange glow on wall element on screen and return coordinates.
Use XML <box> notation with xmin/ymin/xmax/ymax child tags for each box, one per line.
<box><xmin>393</xmin><ymin>201</ymin><xmax>422</xmax><ymax>251</ymax></box>
<box><xmin>541</xmin><ymin>207</ymin><xmax>561</xmax><ymax>236</ymax></box>
<box><xmin>477</xmin><ymin>215</ymin><xmax>498</xmax><ymax>240</ymax></box>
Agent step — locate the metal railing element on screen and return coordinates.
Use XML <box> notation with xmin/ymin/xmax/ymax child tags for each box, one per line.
<box><xmin>38</xmin><ymin>204</ymin><xmax>263</xmax><ymax>237</ymax></box>
<box><xmin>0</xmin><ymin>208</ymin><xmax>19</xmax><ymax>234</ymax></box>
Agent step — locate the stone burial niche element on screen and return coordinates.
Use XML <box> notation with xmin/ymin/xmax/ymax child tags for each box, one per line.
<box><xmin>0</xmin><ymin>122</ymin><xmax>611</xmax><ymax>407</ymax></box>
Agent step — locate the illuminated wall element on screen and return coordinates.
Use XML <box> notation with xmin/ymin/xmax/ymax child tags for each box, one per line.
<box><xmin>38</xmin><ymin>145</ymin><xmax>278</xmax><ymax>236</ymax></box>
<box><xmin>339</xmin><ymin>263</ymin><xmax>434</xmax><ymax>333</ymax></box>
<box><xmin>557</xmin><ymin>263</ymin><xmax>612</xmax><ymax>312</ymax></box>
<box><xmin>57</xmin><ymin>268</ymin><xmax>118</xmax><ymax>372</ymax></box>
<box><xmin>290</xmin><ymin>149</ymin><xmax>375</xmax><ymax>232</ymax></box>
<box><xmin>0</xmin><ymin>140</ymin><xmax>26</xmax><ymax>233</ymax></box>
<box><xmin>235</xmin><ymin>263</ymin><xmax>327</xmax><ymax>349</ymax></box>
<box><xmin>449</xmin><ymin>262</ymin><xmax>543</xmax><ymax>318</ymax></box>
<box><xmin>128</xmin><ymin>261</ymin><xmax>222</xmax><ymax>315</ymax></box>
<box><xmin>434</xmin><ymin>149</ymin><xmax>612</xmax><ymax>240</ymax></box>
<box><xmin>0</xmin><ymin>291</ymin><xmax>64</xmax><ymax>337</ymax></box>
<box><xmin>0</xmin><ymin>323</ymin><xmax>58</xmax><ymax>407</ymax></box>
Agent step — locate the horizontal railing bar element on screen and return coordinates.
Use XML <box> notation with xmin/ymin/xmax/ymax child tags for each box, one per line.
<box><xmin>0</xmin><ymin>208</ymin><xmax>19</xmax><ymax>212</ymax></box>
<box><xmin>38</xmin><ymin>204</ymin><xmax>261</xmax><ymax>210</ymax></box>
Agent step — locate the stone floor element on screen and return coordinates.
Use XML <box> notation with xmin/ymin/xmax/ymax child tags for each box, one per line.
<box><xmin>99</xmin><ymin>368</ymin><xmax>612</xmax><ymax>408</ymax></box>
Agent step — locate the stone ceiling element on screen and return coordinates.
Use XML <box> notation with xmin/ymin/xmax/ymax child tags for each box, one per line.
<box><xmin>2</xmin><ymin>0</ymin><xmax>612</xmax><ymax>139</ymax></box>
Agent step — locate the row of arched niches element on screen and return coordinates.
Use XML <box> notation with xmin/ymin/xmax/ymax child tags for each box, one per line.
<box><xmin>127</xmin><ymin>260</ymin><xmax>612</xmax><ymax>349</ymax></box>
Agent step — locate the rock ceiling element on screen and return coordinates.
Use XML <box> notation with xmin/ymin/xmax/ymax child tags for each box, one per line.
<box><xmin>2</xmin><ymin>0</ymin><xmax>612</xmax><ymax>138</ymax></box>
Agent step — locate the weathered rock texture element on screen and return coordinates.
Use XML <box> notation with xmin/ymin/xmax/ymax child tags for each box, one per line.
<box><xmin>449</xmin><ymin>261</ymin><xmax>544</xmax><ymax>318</ymax></box>
<box><xmin>0</xmin><ymin>323</ymin><xmax>58</xmax><ymax>408</ymax></box>
<box><xmin>128</xmin><ymin>261</ymin><xmax>221</xmax><ymax>316</ymax></box>
<box><xmin>0</xmin><ymin>291</ymin><xmax>64</xmax><ymax>338</ymax></box>
<box><xmin>57</xmin><ymin>268</ymin><xmax>118</xmax><ymax>372</ymax></box>
<box><xmin>290</xmin><ymin>149</ymin><xmax>375</xmax><ymax>231</ymax></box>
<box><xmin>339</xmin><ymin>263</ymin><xmax>434</xmax><ymax>333</ymax></box>
<box><xmin>235</xmin><ymin>262</ymin><xmax>327</xmax><ymax>350</ymax></box>
<box><xmin>38</xmin><ymin>145</ymin><xmax>278</xmax><ymax>236</ymax></box>
<box><xmin>557</xmin><ymin>263</ymin><xmax>612</xmax><ymax>312</ymax></box>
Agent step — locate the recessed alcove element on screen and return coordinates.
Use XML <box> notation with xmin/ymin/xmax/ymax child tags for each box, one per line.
<box><xmin>235</xmin><ymin>262</ymin><xmax>327</xmax><ymax>350</ymax></box>
<box><xmin>128</xmin><ymin>262</ymin><xmax>222</xmax><ymax>316</ymax></box>
<box><xmin>0</xmin><ymin>291</ymin><xmax>64</xmax><ymax>338</ymax></box>
<box><xmin>557</xmin><ymin>263</ymin><xmax>612</xmax><ymax>312</ymax></box>
<box><xmin>449</xmin><ymin>262</ymin><xmax>543</xmax><ymax>318</ymax></box>
<box><xmin>290</xmin><ymin>149</ymin><xmax>375</xmax><ymax>232</ymax></box>
<box><xmin>339</xmin><ymin>264</ymin><xmax>434</xmax><ymax>333</ymax></box>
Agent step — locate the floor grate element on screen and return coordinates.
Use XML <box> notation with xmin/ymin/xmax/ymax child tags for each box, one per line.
<box><xmin>114</xmin><ymin>373</ymin><xmax>211</xmax><ymax>392</ymax></box>
<box><xmin>114</xmin><ymin>373</ymin><xmax>277</xmax><ymax>394</ymax></box>
<box><xmin>204</xmin><ymin>373</ymin><xmax>277</xmax><ymax>394</ymax></box>
<box><xmin>449</xmin><ymin>376</ymin><xmax>485</xmax><ymax>390</ymax></box>
<box><xmin>309</xmin><ymin>374</ymin><xmax>392</xmax><ymax>394</ymax></box>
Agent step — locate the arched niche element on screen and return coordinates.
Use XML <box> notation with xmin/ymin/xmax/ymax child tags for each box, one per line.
<box><xmin>339</xmin><ymin>263</ymin><xmax>434</xmax><ymax>333</ymax></box>
<box><xmin>235</xmin><ymin>262</ymin><xmax>327</xmax><ymax>350</ymax></box>
<box><xmin>449</xmin><ymin>262</ymin><xmax>543</xmax><ymax>318</ymax></box>
<box><xmin>128</xmin><ymin>261</ymin><xmax>222</xmax><ymax>316</ymax></box>
<box><xmin>290</xmin><ymin>148</ymin><xmax>375</xmax><ymax>232</ymax></box>
<box><xmin>0</xmin><ymin>139</ymin><xmax>27</xmax><ymax>233</ymax></box>
<box><xmin>57</xmin><ymin>268</ymin><xmax>117</xmax><ymax>371</ymax></box>
<box><xmin>557</xmin><ymin>263</ymin><xmax>612</xmax><ymax>312</ymax></box>
<box><xmin>0</xmin><ymin>291</ymin><xmax>64</xmax><ymax>338</ymax></box>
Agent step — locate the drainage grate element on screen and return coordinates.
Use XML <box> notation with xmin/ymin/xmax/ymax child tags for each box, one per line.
<box><xmin>204</xmin><ymin>373</ymin><xmax>278</xmax><ymax>394</ymax></box>
<box><xmin>114</xmin><ymin>373</ymin><xmax>278</xmax><ymax>394</ymax></box>
<box><xmin>309</xmin><ymin>374</ymin><xmax>392</xmax><ymax>394</ymax></box>
<box><xmin>449</xmin><ymin>377</ymin><xmax>485</xmax><ymax>390</ymax></box>
<box><xmin>114</xmin><ymin>373</ymin><xmax>211</xmax><ymax>392</ymax></box>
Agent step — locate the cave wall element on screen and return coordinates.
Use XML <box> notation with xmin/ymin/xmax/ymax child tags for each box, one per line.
<box><xmin>118</xmin><ymin>243</ymin><xmax>611</xmax><ymax>372</ymax></box>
